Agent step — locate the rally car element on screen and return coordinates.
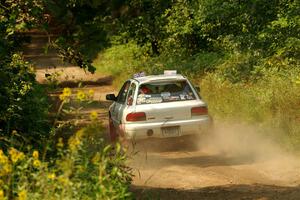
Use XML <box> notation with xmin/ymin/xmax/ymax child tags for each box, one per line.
<box><xmin>106</xmin><ymin>71</ymin><xmax>212</xmax><ymax>142</ymax></box>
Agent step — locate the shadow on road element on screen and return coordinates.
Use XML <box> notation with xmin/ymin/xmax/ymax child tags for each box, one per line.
<box><xmin>131</xmin><ymin>184</ymin><xmax>300</xmax><ymax>200</ymax></box>
<box><xmin>133</xmin><ymin>136</ymin><xmax>202</xmax><ymax>153</ymax></box>
<box><xmin>131</xmin><ymin>139</ymin><xmax>256</xmax><ymax>169</ymax></box>
<box><xmin>130</xmin><ymin>151</ymin><xmax>254</xmax><ymax>169</ymax></box>
<box><xmin>54</xmin><ymin>76</ymin><xmax>113</xmax><ymax>87</ymax></box>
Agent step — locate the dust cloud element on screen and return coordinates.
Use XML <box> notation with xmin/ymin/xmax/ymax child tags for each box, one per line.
<box><xmin>129</xmin><ymin>122</ymin><xmax>300</xmax><ymax>188</ymax></box>
<box><xmin>199</xmin><ymin>122</ymin><xmax>284</xmax><ymax>161</ymax></box>
<box><xmin>197</xmin><ymin>122</ymin><xmax>300</xmax><ymax>185</ymax></box>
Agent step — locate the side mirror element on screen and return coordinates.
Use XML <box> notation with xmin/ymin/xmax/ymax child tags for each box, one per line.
<box><xmin>195</xmin><ymin>86</ymin><xmax>200</xmax><ymax>92</ymax></box>
<box><xmin>106</xmin><ymin>94</ymin><xmax>117</xmax><ymax>101</ymax></box>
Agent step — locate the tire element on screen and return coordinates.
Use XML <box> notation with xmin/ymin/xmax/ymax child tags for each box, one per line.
<box><xmin>108</xmin><ymin>115</ymin><xmax>118</xmax><ymax>142</ymax></box>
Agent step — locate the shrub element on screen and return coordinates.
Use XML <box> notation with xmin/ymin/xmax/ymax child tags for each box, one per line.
<box><xmin>0</xmin><ymin>127</ymin><xmax>133</xmax><ymax>200</ymax></box>
<box><xmin>0</xmin><ymin>54</ymin><xmax>50</xmax><ymax>150</ymax></box>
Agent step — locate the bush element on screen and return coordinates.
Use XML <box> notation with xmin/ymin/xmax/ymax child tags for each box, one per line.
<box><xmin>0</xmin><ymin>126</ymin><xmax>133</xmax><ymax>200</ymax></box>
<box><xmin>0</xmin><ymin>87</ymin><xmax>133</xmax><ymax>199</ymax></box>
<box><xmin>0</xmin><ymin>54</ymin><xmax>50</xmax><ymax>150</ymax></box>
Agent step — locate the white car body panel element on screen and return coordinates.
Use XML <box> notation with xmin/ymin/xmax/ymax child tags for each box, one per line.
<box><xmin>108</xmin><ymin>74</ymin><xmax>212</xmax><ymax>140</ymax></box>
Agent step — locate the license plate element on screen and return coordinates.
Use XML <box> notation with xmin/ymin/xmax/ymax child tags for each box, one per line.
<box><xmin>161</xmin><ymin>126</ymin><xmax>180</xmax><ymax>137</ymax></box>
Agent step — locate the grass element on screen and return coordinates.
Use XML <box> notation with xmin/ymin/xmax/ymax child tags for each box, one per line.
<box><xmin>200</xmin><ymin>70</ymin><xmax>300</xmax><ymax>150</ymax></box>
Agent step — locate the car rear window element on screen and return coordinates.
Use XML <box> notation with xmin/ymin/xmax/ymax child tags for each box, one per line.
<box><xmin>136</xmin><ymin>80</ymin><xmax>196</xmax><ymax>105</ymax></box>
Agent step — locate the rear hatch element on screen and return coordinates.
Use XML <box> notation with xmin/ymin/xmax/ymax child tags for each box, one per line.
<box><xmin>132</xmin><ymin>79</ymin><xmax>207</xmax><ymax>123</ymax></box>
<box><xmin>135</xmin><ymin>101</ymin><xmax>207</xmax><ymax>123</ymax></box>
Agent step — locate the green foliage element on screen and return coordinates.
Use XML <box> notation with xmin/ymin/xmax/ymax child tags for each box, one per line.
<box><xmin>37</xmin><ymin>0</ymin><xmax>300</xmax><ymax>79</ymax></box>
<box><xmin>201</xmin><ymin>67</ymin><xmax>300</xmax><ymax>149</ymax></box>
<box><xmin>0</xmin><ymin>126</ymin><xmax>133</xmax><ymax>199</ymax></box>
<box><xmin>0</xmin><ymin>57</ymin><xmax>50</xmax><ymax>148</ymax></box>
<box><xmin>0</xmin><ymin>1</ymin><xmax>50</xmax><ymax>149</ymax></box>
<box><xmin>93</xmin><ymin>41</ymin><xmax>223</xmax><ymax>84</ymax></box>
<box><xmin>0</xmin><ymin>55</ymin><xmax>50</xmax><ymax>148</ymax></box>
<box><xmin>0</xmin><ymin>1</ymin><xmax>137</xmax><ymax>199</ymax></box>
<box><xmin>93</xmin><ymin>42</ymin><xmax>147</xmax><ymax>86</ymax></box>
<box><xmin>44</xmin><ymin>0</ymin><xmax>122</xmax><ymax>73</ymax></box>
<box><xmin>115</xmin><ymin>0</ymin><xmax>171</xmax><ymax>55</ymax></box>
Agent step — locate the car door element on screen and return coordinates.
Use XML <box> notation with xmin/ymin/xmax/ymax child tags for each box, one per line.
<box><xmin>116</xmin><ymin>81</ymin><xmax>138</xmax><ymax>125</ymax></box>
<box><xmin>111</xmin><ymin>81</ymin><xmax>131</xmax><ymax>128</ymax></box>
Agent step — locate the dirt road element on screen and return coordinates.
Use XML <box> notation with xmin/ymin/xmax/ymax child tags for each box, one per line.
<box><xmin>129</xmin><ymin>124</ymin><xmax>300</xmax><ymax>199</ymax></box>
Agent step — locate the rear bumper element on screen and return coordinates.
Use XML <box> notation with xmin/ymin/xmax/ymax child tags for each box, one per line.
<box><xmin>123</xmin><ymin>116</ymin><xmax>212</xmax><ymax>140</ymax></box>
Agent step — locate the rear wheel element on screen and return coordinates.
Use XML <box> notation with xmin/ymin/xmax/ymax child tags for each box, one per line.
<box><xmin>108</xmin><ymin>114</ymin><xmax>118</xmax><ymax>142</ymax></box>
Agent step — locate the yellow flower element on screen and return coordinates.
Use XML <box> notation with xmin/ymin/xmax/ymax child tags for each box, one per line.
<box><xmin>59</xmin><ymin>87</ymin><xmax>72</xmax><ymax>101</ymax></box>
<box><xmin>67</xmin><ymin>129</ymin><xmax>86</xmax><ymax>152</ymax></box>
<box><xmin>75</xmin><ymin>129</ymin><xmax>85</xmax><ymax>139</ymax></box>
<box><xmin>1</xmin><ymin>164</ymin><xmax>12</xmax><ymax>175</ymax></box>
<box><xmin>0</xmin><ymin>151</ymin><xmax>12</xmax><ymax>176</ymax></box>
<box><xmin>56</xmin><ymin>137</ymin><xmax>64</xmax><ymax>148</ymax></box>
<box><xmin>8</xmin><ymin>148</ymin><xmax>18</xmax><ymax>163</ymax></box>
<box><xmin>18</xmin><ymin>190</ymin><xmax>27</xmax><ymax>200</ymax></box>
<box><xmin>68</xmin><ymin>136</ymin><xmax>81</xmax><ymax>152</ymax></box>
<box><xmin>89</xmin><ymin>111</ymin><xmax>98</xmax><ymax>121</ymax></box>
<box><xmin>88</xmin><ymin>89</ymin><xmax>94</xmax><ymax>97</ymax></box>
<box><xmin>32</xmin><ymin>150</ymin><xmax>39</xmax><ymax>160</ymax></box>
<box><xmin>63</xmin><ymin>87</ymin><xmax>71</xmax><ymax>96</ymax></box>
<box><xmin>0</xmin><ymin>150</ymin><xmax>9</xmax><ymax>164</ymax></box>
<box><xmin>19</xmin><ymin>152</ymin><xmax>25</xmax><ymax>161</ymax></box>
<box><xmin>33</xmin><ymin>159</ymin><xmax>41</xmax><ymax>168</ymax></box>
<box><xmin>76</xmin><ymin>90</ymin><xmax>86</xmax><ymax>101</ymax></box>
<box><xmin>47</xmin><ymin>173</ymin><xmax>56</xmax><ymax>180</ymax></box>
<box><xmin>9</xmin><ymin>148</ymin><xmax>24</xmax><ymax>163</ymax></box>
<box><xmin>0</xmin><ymin>189</ymin><xmax>4</xmax><ymax>199</ymax></box>
<box><xmin>0</xmin><ymin>150</ymin><xmax>4</xmax><ymax>157</ymax></box>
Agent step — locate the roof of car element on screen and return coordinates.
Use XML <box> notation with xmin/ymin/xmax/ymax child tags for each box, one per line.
<box><xmin>133</xmin><ymin>74</ymin><xmax>186</xmax><ymax>83</ymax></box>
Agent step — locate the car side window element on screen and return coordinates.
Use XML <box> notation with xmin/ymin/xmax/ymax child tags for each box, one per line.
<box><xmin>126</xmin><ymin>82</ymin><xmax>137</xmax><ymax>105</ymax></box>
<box><xmin>117</xmin><ymin>81</ymin><xmax>131</xmax><ymax>104</ymax></box>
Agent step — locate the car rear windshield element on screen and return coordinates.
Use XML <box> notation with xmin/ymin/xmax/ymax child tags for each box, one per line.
<box><xmin>136</xmin><ymin>80</ymin><xmax>196</xmax><ymax>105</ymax></box>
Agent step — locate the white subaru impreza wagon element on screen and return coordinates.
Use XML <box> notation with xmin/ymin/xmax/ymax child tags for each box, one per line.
<box><xmin>106</xmin><ymin>71</ymin><xmax>212</xmax><ymax>142</ymax></box>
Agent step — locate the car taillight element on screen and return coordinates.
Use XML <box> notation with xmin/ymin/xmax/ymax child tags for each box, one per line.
<box><xmin>191</xmin><ymin>106</ymin><xmax>208</xmax><ymax>116</ymax></box>
<box><xmin>126</xmin><ymin>112</ymin><xmax>146</xmax><ymax>122</ymax></box>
